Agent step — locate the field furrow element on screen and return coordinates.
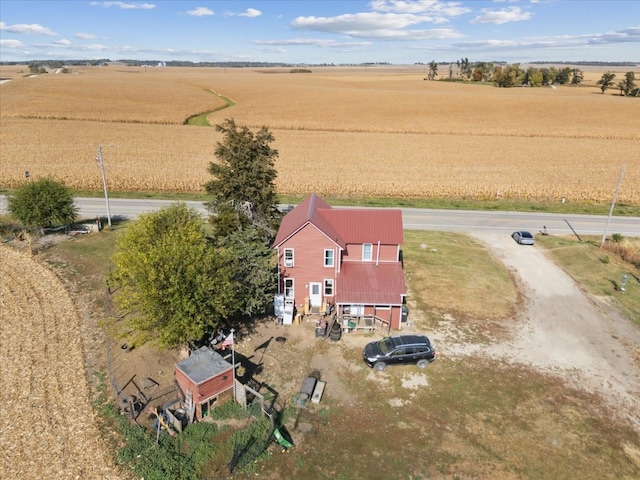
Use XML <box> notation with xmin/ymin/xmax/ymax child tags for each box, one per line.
<box><xmin>0</xmin><ymin>246</ymin><xmax>123</xmax><ymax>480</ymax></box>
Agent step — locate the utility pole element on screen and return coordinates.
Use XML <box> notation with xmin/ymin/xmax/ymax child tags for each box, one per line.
<box><xmin>96</xmin><ymin>145</ymin><xmax>112</xmax><ymax>229</ymax></box>
<box><xmin>600</xmin><ymin>164</ymin><xmax>626</xmax><ymax>248</ymax></box>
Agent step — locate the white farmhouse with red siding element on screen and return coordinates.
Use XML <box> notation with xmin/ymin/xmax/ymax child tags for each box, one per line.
<box><xmin>273</xmin><ymin>193</ymin><xmax>407</xmax><ymax>331</ymax></box>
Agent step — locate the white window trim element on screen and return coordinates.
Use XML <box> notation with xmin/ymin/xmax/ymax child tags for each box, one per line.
<box><xmin>284</xmin><ymin>278</ymin><xmax>294</xmax><ymax>298</ymax></box>
<box><xmin>362</xmin><ymin>243</ymin><xmax>373</xmax><ymax>261</ymax></box>
<box><xmin>284</xmin><ymin>248</ymin><xmax>294</xmax><ymax>268</ymax></box>
<box><xmin>324</xmin><ymin>249</ymin><xmax>334</xmax><ymax>267</ymax></box>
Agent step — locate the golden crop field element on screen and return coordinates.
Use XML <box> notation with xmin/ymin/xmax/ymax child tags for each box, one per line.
<box><xmin>0</xmin><ymin>246</ymin><xmax>123</xmax><ymax>479</ymax></box>
<box><xmin>1</xmin><ymin>64</ymin><xmax>638</xmax><ymax>203</ymax></box>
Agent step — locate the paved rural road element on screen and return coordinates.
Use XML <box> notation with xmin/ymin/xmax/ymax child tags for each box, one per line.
<box><xmin>0</xmin><ymin>195</ymin><xmax>637</xmax><ymax>237</ymax></box>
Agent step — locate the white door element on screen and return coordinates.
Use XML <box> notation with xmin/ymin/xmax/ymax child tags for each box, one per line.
<box><xmin>309</xmin><ymin>282</ymin><xmax>322</xmax><ymax>308</ymax></box>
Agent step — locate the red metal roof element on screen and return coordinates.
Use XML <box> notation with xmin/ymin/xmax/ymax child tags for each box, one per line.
<box><xmin>273</xmin><ymin>193</ymin><xmax>343</xmax><ymax>248</ymax></box>
<box><xmin>273</xmin><ymin>193</ymin><xmax>403</xmax><ymax>247</ymax></box>
<box><xmin>319</xmin><ymin>208</ymin><xmax>403</xmax><ymax>245</ymax></box>
<box><xmin>336</xmin><ymin>262</ymin><xmax>407</xmax><ymax>305</ymax></box>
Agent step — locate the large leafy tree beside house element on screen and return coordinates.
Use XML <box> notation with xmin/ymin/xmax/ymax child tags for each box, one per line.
<box><xmin>204</xmin><ymin>118</ymin><xmax>282</xmax><ymax>240</ymax></box>
<box><xmin>109</xmin><ymin>120</ymin><xmax>282</xmax><ymax>348</ymax></box>
<box><xmin>109</xmin><ymin>203</ymin><xmax>236</xmax><ymax>348</ymax></box>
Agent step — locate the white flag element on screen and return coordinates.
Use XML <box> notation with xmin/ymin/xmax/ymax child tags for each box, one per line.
<box><xmin>221</xmin><ymin>332</ymin><xmax>234</xmax><ymax>347</ymax></box>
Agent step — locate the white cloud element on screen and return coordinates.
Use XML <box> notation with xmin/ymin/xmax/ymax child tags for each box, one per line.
<box><xmin>186</xmin><ymin>7</ymin><xmax>214</xmax><ymax>17</ymax></box>
<box><xmin>370</xmin><ymin>0</ymin><xmax>470</xmax><ymax>16</ymax></box>
<box><xmin>0</xmin><ymin>39</ymin><xmax>25</xmax><ymax>49</ymax></box>
<box><xmin>240</xmin><ymin>8</ymin><xmax>261</xmax><ymax>18</ymax></box>
<box><xmin>225</xmin><ymin>8</ymin><xmax>262</xmax><ymax>18</ymax></box>
<box><xmin>258</xmin><ymin>46</ymin><xmax>288</xmax><ymax>54</ymax></box>
<box><xmin>54</xmin><ymin>39</ymin><xmax>72</xmax><ymax>46</ymax></box>
<box><xmin>470</xmin><ymin>6</ymin><xmax>532</xmax><ymax>25</ymax></box>
<box><xmin>89</xmin><ymin>1</ymin><xmax>155</xmax><ymax>10</ymax></box>
<box><xmin>451</xmin><ymin>27</ymin><xmax>640</xmax><ymax>53</ymax></box>
<box><xmin>292</xmin><ymin>12</ymin><xmax>464</xmax><ymax>40</ymax></box>
<box><xmin>255</xmin><ymin>38</ymin><xmax>370</xmax><ymax>48</ymax></box>
<box><xmin>0</xmin><ymin>22</ymin><xmax>56</xmax><ymax>36</ymax></box>
<box><xmin>75</xmin><ymin>32</ymin><xmax>97</xmax><ymax>40</ymax></box>
<box><xmin>85</xmin><ymin>44</ymin><xmax>109</xmax><ymax>51</ymax></box>
<box><xmin>294</xmin><ymin>13</ymin><xmax>433</xmax><ymax>32</ymax></box>
<box><xmin>589</xmin><ymin>26</ymin><xmax>640</xmax><ymax>45</ymax></box>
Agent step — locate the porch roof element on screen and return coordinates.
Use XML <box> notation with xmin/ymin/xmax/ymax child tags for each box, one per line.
<box><xmin>336</xmin><ymin>262</ymin><xmax>407</xmax><ymax>306</ymax></box>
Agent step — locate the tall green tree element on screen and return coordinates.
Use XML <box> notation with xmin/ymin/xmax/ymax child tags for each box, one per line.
<box><xmin>204</xmin><ymin>119</ymin><xmax>281</xmax><ymax>239</ymax></box>
<box><xmin>555</xmin><ymin>67</ymin><xmax>572</xmax><ymax>85</ymax></box>
<box><xmin>596</xmin><ymin>72</ymin><xmax>616</xmax><ymax>94</ymax></box>
<box><xmin>493</xmin><ymin>64</ymin><xmax>524</xmax><ymax>87</ymax></box>
<box><xmin>218</xmin><ymin>228</ymin><xmax>277</xmax><ymax>318</ymax></box>
<box><xmin>109</xmin><ymin>203</ymin><xmax>234</xmax><ymax>348</ymax></box>
<box><xmin>571</xmin><ymin>69</ymin><xmax>584</xmax><ymax>85</ymax></box>
<box><xmin>617</xmin><ymin>71</ymin><xmax>637</xmax><ymax>96</ymax></box>
<box><xmin>8</xmin><ymin>177</ymin><xmax>78</xmax><ymax>233</ymax></box>
<box><xmin>427</xmin><ymin>61</ymin><xmax>438</xmax><ymax>80</ymax></box>
<box><xmin>459</xmin><ymin>57</ymin><xmax>472</xmax><ymax>80</ymax></box>
<box><xmin>472</xmin><ymin>62</ymin><xmax>493</xmax><ymax>82</ymax></box>
<box><xmin>525</xmin><ymin>67</ymin><xmax>543</xmax><ymax>87</ymax></box>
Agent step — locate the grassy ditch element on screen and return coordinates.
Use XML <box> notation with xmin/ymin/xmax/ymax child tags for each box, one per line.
<box><xmin>537</xmin><ymin>235</ymin><xmax>640</xmax><ymax>326</ymax></box>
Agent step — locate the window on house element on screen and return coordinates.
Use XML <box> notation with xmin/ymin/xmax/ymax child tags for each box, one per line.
<box><xmin>284</xmin><ymin>248</ymin><xmax>294</xmax><ymax>268</ymax></box>
<box><xmin>284</xmin><ymin>279</ymin><xmax>294</xmax><ymax>298</ymax></box>
<box><xmin>362</xmin><ymin>243</ymin><xmax>373</xmax><ymax>261</ymax></box>
<box><xmin>324</xmin><ymin>249</ymin><xmax>334</xmax><ymax>267</ymax></box>
<box><xmin>324</xmin><ymin>279</ymin><xmax>334</xmax><ymax>296</ymax></box>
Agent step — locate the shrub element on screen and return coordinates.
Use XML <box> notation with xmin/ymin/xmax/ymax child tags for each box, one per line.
<box><xmin>605</xmin><ymin>238</ymin><xmax>640</xmax><ymax>269</ymax></box>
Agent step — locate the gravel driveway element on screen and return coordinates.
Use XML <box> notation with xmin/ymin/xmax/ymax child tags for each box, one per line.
<box><xmin>437</xmin><ymin>232</ymin><xmax>640</xmax><ymax>432</ymax></box>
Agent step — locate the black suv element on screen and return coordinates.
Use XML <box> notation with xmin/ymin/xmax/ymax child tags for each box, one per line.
<box><xmin>363</xmin><ymin>335</ymin><xmax>436</xmax><ymax>371</ymax></box>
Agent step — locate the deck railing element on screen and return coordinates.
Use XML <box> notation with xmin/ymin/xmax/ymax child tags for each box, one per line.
<box><xmin>340</xmin><ymin>314</ymin><xmax>391</xmax><ymax>333</ymax></box>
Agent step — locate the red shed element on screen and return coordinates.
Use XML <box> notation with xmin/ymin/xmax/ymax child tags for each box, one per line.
<box><xmin>174</xmin><ymin>347</ymin><xmax>234</xmax><ymax>421</ymax></box>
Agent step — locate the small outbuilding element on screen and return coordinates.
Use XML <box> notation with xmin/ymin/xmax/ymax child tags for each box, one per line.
<box><xmin>174</xmin><ymin>347</ymin><xmax>234</xmax><ymax>421</ymax></box>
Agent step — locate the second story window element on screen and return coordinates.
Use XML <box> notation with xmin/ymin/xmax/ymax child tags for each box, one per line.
<box><xmin>362</xmin><ymin>243</ymin><xmax>372</xmax><ymax>261</ymax></box>
<box><xmin>324</xmin><ymin>249</ymin><xmax>334</xmax><ymax>267</ymax></box>
<box><xmin>284</xmin><ymin>248</ymin><xmax>294</xmax><ymax>268</ymax></box>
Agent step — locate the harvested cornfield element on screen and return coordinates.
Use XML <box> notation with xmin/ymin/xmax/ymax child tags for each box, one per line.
<box><xmin>0</xmin><ymin>245</ymin><xmax>124</xmax><ymax>480</ymax></box>
<box><xmin>1</xmin><ymin>64</ymin><xmax>638</xmax><ymax>203</ymax></box>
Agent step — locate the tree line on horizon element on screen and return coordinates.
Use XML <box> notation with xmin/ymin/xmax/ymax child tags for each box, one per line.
<box><xmin>425</xmin><ymin>58</ymin><xmax>638</xmax><ymax>94</ymax></box>
<box><xmin>1</xmin><ymin>58</ymin><xmax>637</xmax><ymax>69</ymax></box>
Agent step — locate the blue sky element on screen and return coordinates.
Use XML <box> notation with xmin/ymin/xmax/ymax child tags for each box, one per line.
<box><xmin>0</xmin><ymin>1</ymin><xmax>638</xmax><ymax>64</ymax></box>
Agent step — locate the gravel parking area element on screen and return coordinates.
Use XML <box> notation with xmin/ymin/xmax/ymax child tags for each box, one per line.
<box><xmin>435</xmin><ymin>232</ymin><xmax>640</xmax><ymax>432</ymax></box>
